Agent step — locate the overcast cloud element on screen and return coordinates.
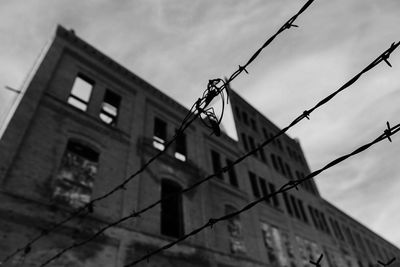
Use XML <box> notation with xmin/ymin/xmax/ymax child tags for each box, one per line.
<box><xmin>1</xmin><ymin>0</ymin><xmax>400</xmax><ymax>248</ymax></box>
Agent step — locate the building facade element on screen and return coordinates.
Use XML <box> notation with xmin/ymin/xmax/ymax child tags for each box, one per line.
<box><xmin>0</xmin><ymin>25</ymin><xmax>399</xmax><ymax>267</ymax></box>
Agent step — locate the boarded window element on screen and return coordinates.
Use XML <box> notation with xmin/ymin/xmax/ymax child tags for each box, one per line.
<box><xmin>153</xmin><ymin>117</ymin><xmax>167</xmax><ymax>151</ymax></box>
<box><xmin>67</xmin><ymin>74</ymin><xmax>94</xmax><ymax>111</ymax></box>
<box><xmin>99</xmin><ymin>90</ymin><xmax>121</xmax><ymax>125</ymax></box>
<box><xmin>53</xmin><ymin>141</ymin><xmax>99</xmax><ymax>208</ymax></box>
<box><xmin>226</xmin><ymin>159</ymin><xmax>238</xmax><ymax>187</ymax></box>
<box><xmin>161</xmin><ymin>179</ymin><xmax>184</xmax><ymax>238</ymax></box>
<box><xmin>225</xmin><ymin>205</ymin><xmax>246</xmax><ymax>254</ymax></box>
<box><xmin>175</xmin><ymin>131</ymin><xmax>187</xmax><ymax>161</ymax></box>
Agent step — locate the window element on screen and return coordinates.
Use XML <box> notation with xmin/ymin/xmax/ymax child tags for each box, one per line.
<box><xmin>99</xmin><ymin>90</ymin><xmax>121</xmax><ymax>125</ymax></box>
<box><xmin>250</xmin><ymin>118</ymin><xmax>257</xmax><ymax>131</ymax></box>
<box><xmin>271</xmin><ymin>154</ymin><xmax>279</xmax><ymax>171</ymax></box>
<box><xmin>308</xmin><ymin>206</ymin><xmax>320</xmax><ymax>230</ymax></box>
<box><xmin>211</xmin><ymin>150</ymin><xmax>223</xmax><ymax>179</ymax></box>
<box><xmin>242</xmin><ymin>112</ymin><xmax>249</xmax><ymax>125</ymax></box>
<box><xmin>259</xmin><ymin>177</ymin><xmax>271</xmax><ymax>205</ymax></box>
<box><xmin>241</xmin><ymin>133</ymin><xmax>249</xmax><ymax>151</ymax></box>
<box><xmin>67</xmin><ymin>74</ymin><xmax>94</xmax><ymax>111</ymax></box>
<box><xmin>283</xmin><ymin>192</ymin><xmax>293</xmax><ymax>216</ymax></box>
<box><xmin>259</xmin><ymin>146</ymin><xmax>267</xmax><ymax>163</ymax></box>
<box><xmin>249</xmin><ymin>171</ymin><xmax>260</xmax><ymax>198</ymax></box>
<box><xmin>297</xmin><ymin>200</ymin><xmax>308</xmax><ymax>223</ymax></box>
<box><xmin>175</xmin><ymin>131</ymin><xmax>187</xmax><ymax>161</ymax></box>
<box><xmin>161</xmin><ymin>179</ymin><xmax>184</xmax><ymax>238</ymax></box>
<box><xmin>290</xmin><ymin>195</ymin><xmax>301</xmax><ymax>220</ymax></box>
<box><xmin>235</xmin><ymin>107</ymin><xmax>241</xmax><ymax>121</ymax></box>
<box><xmin>248</xmin><ymin>136</ymin><xmax>256</xmax><ymax>151</ymax></box>
<box><xmin>226</xmin><ymin>159</ymin><xmax>238</xmax><ymax>187</ymax></box>
<box><xmin>268</xmin><ymin>183</ymin><xmax>280</xmax><ymax>208</ymax></box>
<box><xmin>53</xmin><ymin>140</ymin><xmax>99</xmax><ymax>208</ymax></box>
<box><xmin>153</xmin><ymin>117</ymin><xmax>167</xmax><ymax>151</ymax></box>
<box><xmin>277</xmin><ymin>156</ymin><xmax>286</xmax><ymax>175</ymax></box>
<box><xmin>285</xmin><ymin>163</ymin><xmax>293</xmax><ymax>180</ymax></box>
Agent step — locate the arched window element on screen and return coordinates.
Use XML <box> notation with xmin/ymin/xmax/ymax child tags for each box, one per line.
<box><xmin>53</xmin><ymin>140</ymin><xmax>99</xmax><ymax>208</ymax></box>
<box><xmin>161</xmin><ymin>179</ymin><xmax>184</xmax><ymax>238</ymax></box>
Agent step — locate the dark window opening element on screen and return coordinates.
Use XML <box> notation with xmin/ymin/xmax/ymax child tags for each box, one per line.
<box><xmin>308</xmin><ymin>206</ymin><xmax>320</xmax><ymax>230</ymax></box>
<box><xmin>161</xmin><ymin>179</ymin><xmax>184</xmax><ymax>238</ymax></box>
<box><xmin>250</xmin><ymin>119</ymin><xmax>257</xmax><ymax>131</ymax></box>
<box><xmin>242</xmin><ymin>112</ymin><xmax>249</xmax><ymax>125</ymax></box>
<box><xmin>285</xmin><ymin>163</ymin><xmax>293</xmax><ymax>180</ymax></box>
<box><xmin>262</xmin><ymin>128</ymin><xmax>268</xmax><ymax>139</ymax></box>
<box><xmin>67</xmin><ymin>74</ymin><xmax>94</xmax><ymax>111</ymax></box>
<box><xmin>320</xmin><ymin>213</ymin><xmax>331</xmax><ymax>235</ymax></box>
<box><xmin>99</xmin><ymin>90</ymin><xmax>121</xmax><ymax>126</ymax></box>
<box><xmin>290</xmin><ymin>195</ymin><xmax>301</xmax><ymax>219</ymax></box>
<box><xmin>249</xmin><ymin>172</ymin><xmax>260</xmax><ymax>198</ymax></box>
<box><xmin>211</xmin><ymin>150</ymin><xmax>223</xmax><ymax>179</ymax></box>
<box><xmin>297</xmin><ymin>199</ymin><xmax>308</xmax><ymax>223</ymax></box>
<box><xmin>235</xmin><ymin>107</ymin><xmax>241</xmax><ymax>121</ymax></box>
<box><xmin>277</xmin><ymin>156</ymin><xmax>286</xmax><ymax>175</ymax></box>
<box><xmin>276</xmin><ymin>139</ymin><xmax>283</xmax><ymax>150</ymax></box>
<box><xmin>226</xmin><ymin>159</ymin><xmax>238</xmax><ymax>188</ymax></box>
<box><xmin>259</xmin><ymin>146</ymin><xmax>267</xmax><ymax>163</ymax></box>
<box><xmin>175</xmin><ymin>131</ymin><xmax>187</xmax><ymax>162</ymax></box>
<box><xmin>53</xmin><ymin>141</ymin><xmax>99</xmax><ymax>208</ymax></box>
<box><xmin>268</xmin><ymin>183</ymin><xmax>280</xmax><ymax>208</ymax></box>
<box><xmin>271</xmin><ymin>154</ymin><xmax>279</xmax><ymax>171</ymax></box>
<box><xmin>241</xmin><ymin>133</ymin><xmax>249</xmax><ymax>151</ymax></box>
<box><xmin>248</xmin><ymin>136</ymin><xmax>256</xmax><ymax>157</ymax></box>
<box><xmin>259</xmin><ymin>178</ymin><xmax>271</xmax><ymax>205</ymax></box>
<box><xmin>283</xmin><ymin>192</ymin><xmax>293</xmax><ymax>216</ymax></box>
<box><xmin>153</xmin><ymin>117</ymin><xmax>167</xmax><ymax>151</ymax></box>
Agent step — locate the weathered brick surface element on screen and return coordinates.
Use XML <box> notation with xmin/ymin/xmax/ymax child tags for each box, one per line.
<box><xmin>0</xmin><ymin>25</ymin><xmax>399</xmax><ymax>267</ymax></box>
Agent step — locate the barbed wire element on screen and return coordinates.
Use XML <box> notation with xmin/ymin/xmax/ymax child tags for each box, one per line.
<box><xmin>36</xmin><ymin>41</ymin><xmax>399</xmax><ymax>267</ymax></box>
<box><xmin>0</xmin><ymin>0</ymin><xmax>316</xmax><ymax>264</ymax></box>
<box><xmin>124</xmin><ymin>121</ymin><xmax>400</xmax><ymax>267</ymax></box>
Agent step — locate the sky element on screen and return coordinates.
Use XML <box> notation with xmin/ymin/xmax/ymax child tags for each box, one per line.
<box><xmin>1</xmin><ymin>0</ymin><xmax>400</xmax><ymax>249</ymax></box>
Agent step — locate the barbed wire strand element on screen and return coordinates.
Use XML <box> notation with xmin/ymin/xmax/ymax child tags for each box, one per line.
<box><xmin>124</xmin><ymin>121</ymin><xmax>400</xmax><ymax>267</ymax></box>
<box><xmin>0</xmin><ymin>0</ymin><xmax>316</xmax><ymax>264</ymax></box>
<box><xmin>37</xmin><ymin>41</ymin><xmax>399</xmax><ymax>267</ymax></box>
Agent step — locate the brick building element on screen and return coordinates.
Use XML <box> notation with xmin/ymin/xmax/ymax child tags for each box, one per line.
<box><xmin>0</xmin><ymin>25</ymin><xmax>399</xmax><ymax>267</ymax></box>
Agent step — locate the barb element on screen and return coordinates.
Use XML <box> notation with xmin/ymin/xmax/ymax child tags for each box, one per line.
<box><xmin>123</xmin><ymin>121</ymin><xmax>400</xmax><ymax>266</ymax></box>
<box><xmin>1</xmin><ymin>1</ymin><xmax>316</xmax><ymax>265</ymax></box>
<box><xmin>378</xmin><ymin>258</ymin><xmax>396</xmax><ymax>267</ymax></box>
<box><xmin>36</xmin><ymin>41</ymin><xmax>399</xmax><ymax>267</ymax></box>
<box><xmin>310</xmin><ymin>254</ymin><xmax>324</xmax><ymax>267</ymax></box>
